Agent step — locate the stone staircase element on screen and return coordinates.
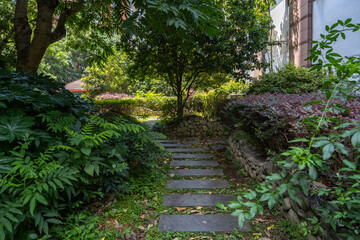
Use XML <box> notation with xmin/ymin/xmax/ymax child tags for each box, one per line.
<box><xmin>157</xmin><ymin>139</ymin><xmax>251</xmax><ymax>233</ymax></box>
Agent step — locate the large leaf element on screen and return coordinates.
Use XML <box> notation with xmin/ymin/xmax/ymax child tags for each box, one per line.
<box><xmin>0</xmin><ymin>110</ymin><xmax>34</xmax><ymax>142</ymax></box>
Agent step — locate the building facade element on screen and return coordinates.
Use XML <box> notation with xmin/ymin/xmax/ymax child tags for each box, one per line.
<box><xmin>265</xmin><ymin>0</ymin><xmax>360</xmax><ymax>71</ymax></box>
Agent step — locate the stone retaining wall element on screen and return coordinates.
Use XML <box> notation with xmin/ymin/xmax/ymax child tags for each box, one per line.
<box><xmin>163</xmin><ymin>115</ymin><xmax>224</xmax><ymax>137</ymax></box>
<box><xmin>227</xmin><ymin>133</ymin><xmax>339</xmax><ymax>240</ymax></box>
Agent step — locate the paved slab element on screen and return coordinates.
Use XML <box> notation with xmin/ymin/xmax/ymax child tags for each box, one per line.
<box><xmin>210</xmin><ymin>145</ymin><xmax>227</xmax><ymax>151</ymax></box>
<box><xmin>169</xmin><ymin>169</ymin><xmax>223</xmax><ymax>176</ymax></box>
<box><xmin>166</xmin><ymin>148</ymin><xmax>205</xmax><ymax>153</ymax></box>
<box><xmin>163</xmin><ymin>194</ymin><xmax>235</xmax><ymax>206</ymax></box>
<box><xmin>157</xmin><ymin>215</ymin><xmax>251</xmax><ymax>232</ymax></box>
<box><xmin>158</xmin><ymin>140</ymin><xmax>180</xmax><ymax>143</ymax></box>
<box><xmin>170</xmin><ymin>160</ymin><xmax>219</xmax><ymax>167</ymax></box>
<box><xmin>162</xmin><ymin>143</ymin><xmax>193</xmax><ymax>148</ymax></box>
<box><xmin>167</xmin><ymin>180</ymin><xmax>229</xmax><ymax>189</ymax></box>
<box><xmin>172</xmin><ymin>153</ymin><xmax>215</xmax><ymax>159</ymax></box>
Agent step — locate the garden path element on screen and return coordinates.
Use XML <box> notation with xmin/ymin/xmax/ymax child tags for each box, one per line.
<box><xmin>156</xmin><ymin>138</ymin><xmax>252</xmax><ymax>233</ymax></box>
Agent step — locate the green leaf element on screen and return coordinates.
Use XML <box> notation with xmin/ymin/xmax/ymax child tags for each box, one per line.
<box><xmin>277</xmin><ymin>183</ymin><xmax>287</xmax><ymax>195</ymax></box>
<box><xmin>216</xmin><ymin>203</ymin><xmax>225</xmax><ymax>210</ymax></box>
<box><xmin>351</xmin><ymin>131</ymin><xmax>360</xmax><ymax>147</ymax></box>
<box><xmin>249</xmin><ymin>206</ymin><xmax>257</xmax><ymax>218</ymax></box>
<box><xmin>0</xmin><ymin>227</ymin><xmax>5</xmax><ymax>240</ymax></box>
<box><xmin>237</xmin><ymin>213</ymin><xmax>245</xmax><ymax>229</ymax></box>
<box><xmin>231</xmin><ymin>209</ymin><xmax>243</xmax><ymax>216</ymax></box>
<box><xmin>84</xmin><ymin>164</ymin><xmax>95</xmax><ymax>176</ymax></box>
<box><xmin>323</xmin><ymin>143</ymin><xmax>334</xmax><ymax>160</ymax></box>
<box><xmin>260</xmin><ymin>193</ymin><xmax>271</xmax><ymax>202</ymax></box>
<box><xmin>333</xmin><ymin>142</ymin><xmax>348</xmax><ymax>155</ymax></box>
<box><xmin>5</xmin><ymin>213</ymin><xmax>18</xmax><ymax>223</ymax></box>
<box><xmin>46</xmin><ymin>218</ymin><xmax>63</xmax><ymax>224</ymax></box>
<box><xmin>309</xmin><ymin>165</ymin><xmax>318</xmax><ymax>180</ymax></box>
<box><xmin>34</xmin><ymin>193</ymin><xmax>48</xmax><ymax>205</ymax></box>
<box><xmin>1</xmin><ymin>218</ymin><xmax>12</xmax><ymax>232</ymax></box>
<box><xmin>228</xmin><ymin>202</ymin><xmax>241</xmax><ymax>208</ymax></box>
<box><xmin>288</xmin><ymin>187</ymin><xmax>300</xmax><ymax>204</ymax></box>
<box><xmin>30</xmin><ymin>197</ymin><xmax>36</xmax><ymax>216</ymax></box>
<box><xmin>299</xmin><ymin>176</ymin><xmax>309</xmax><ymax>196</ymax></box>
<box><xmin>312</xmin><ymin>140</ymin><xmax>329</xmax><ymax>148</ymax></box>
<box><xmin>268</xmin><ymin>196</ymin><xmax>276</xmax><ymax>210</ymax></box>
<box><xmin>343</xmin><ymin>160</ymin><xmax>356</xmax><ymax>170</ymax></box>
<box><xmin>266</xmin><ymin>173</ymin><xmax>282</xmax><ymax>181</ymax></box>
<box><xmin>81</xmin><ymin>148</ymin><xmax>92</xmax><ymax>156</ymax></box>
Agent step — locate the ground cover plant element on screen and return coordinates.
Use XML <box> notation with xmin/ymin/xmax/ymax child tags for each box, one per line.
<box><xmin>0</xmin><ymin>70</ymin><xmax>164</xmax><ymax>239</ymax></box>
<box><xmin>223</xmin><ymin>19</ymin><xmax>360</xmax><ymax>239</ymax></box>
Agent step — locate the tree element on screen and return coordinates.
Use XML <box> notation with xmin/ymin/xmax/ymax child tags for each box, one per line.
<box><xmin>12</xmin><ymin>0</ymin><xmax>214</xmax><ymax>73</ymax></box>
<box><xmin>13</xmin><ymin>0</ymin><xmax>130</xmax><ymax>73</ymax></box>
<box><xmin>122</xmin><ymin>0</ymin><xmax>274</xmax><ymax>117</ymax></box>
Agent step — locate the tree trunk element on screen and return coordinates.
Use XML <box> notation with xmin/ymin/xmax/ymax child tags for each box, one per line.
<box><xmin>176</xmin><ymin>76</ymin><xmax>184</xmax><ymax>118</ymax></box>
<box><xmin>14</xmin><ymin>0</ymin><xmax>83</xmax><ymax>73</ymax></box>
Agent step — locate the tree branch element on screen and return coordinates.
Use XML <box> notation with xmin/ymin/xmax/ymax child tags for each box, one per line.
<box><xmin>50</xmin><ymin>0</ymin><xmax>86</xmax><ymax>44</ymax></box>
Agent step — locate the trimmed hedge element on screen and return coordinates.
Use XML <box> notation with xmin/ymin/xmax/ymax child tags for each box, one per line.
<box><xmin>95</xmin><ymin>98</ymin><xmax>137</xmax><ymax>115</ymax></box>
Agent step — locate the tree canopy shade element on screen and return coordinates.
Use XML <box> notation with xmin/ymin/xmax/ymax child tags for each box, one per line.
<box><xmin>11</xmin><ymin>0</ymin><xmax>217</xmax><ymax>73</ymax></box>
<box><xmin>13</xmin><ymin>0</ymin><xmax>132</xmax><ymax>73</ymax></box>
<box><xmin>122</xmin><ymin>0</ymin><xmax>274</xmax><ymax>117</ymax></box>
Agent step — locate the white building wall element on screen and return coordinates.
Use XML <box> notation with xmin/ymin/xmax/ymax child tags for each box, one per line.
<box><xmin>313</xmin><ymin>0</ymin><xmax>360</xmax><ymax>58</ymax></box>
<box><xmin>266</xmin><ymin>0</ymin><xmax>289</xmax><ymax>71</ymax></box>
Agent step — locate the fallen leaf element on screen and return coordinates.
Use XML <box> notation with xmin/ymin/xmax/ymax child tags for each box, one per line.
<box><xmin>196</xmin><ymin>206</ymin><xmax>203</xmax><ymax>209</ymax></box>
<box><xmin>265</xmin><ymin>230</ymin><xmax>271</xmax><ymax>237</ymax></box>
<box><xmin>190</xmin><ymin>210</ymin><xmax>201</xmax><ymax>213</ymax></box>
<box><xmin>176</xmin><ymin>207</ymin><xmax>186</xmax><ymax>211</ymax></box>
<box><xmin>253</xmin><ymin>233</ymin><xmax>262</xmax><ymax>236</ymax></box>
<box><xmin>163</xmin><ymin>210</ymin><xmax>168</xmax><ymax>213</ymax></box>
<box><xmin>140</xmin><ymin>214</ymin><xmax>145</xmax><ymax>219</ymax></box>
<box><xmin>138</xmin><ymin>225</ymin><xmax>146</xmax><ymax>230</ymax></box>
<box><xmin>169</xmin><ymin>173</ymin><xmax>175</xmax><ymax>177</ymax></box>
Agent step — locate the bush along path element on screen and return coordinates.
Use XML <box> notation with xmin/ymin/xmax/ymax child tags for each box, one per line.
<box><xmin>157</xmin><ymin>138</ymin><xmax>251</xmax><ymax>233</ymax></box>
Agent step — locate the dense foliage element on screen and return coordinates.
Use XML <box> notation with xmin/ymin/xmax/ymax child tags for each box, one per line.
<box><xmin>247</xmin><ymin>63</ymin><xmax>329</xmax><ymax>94</ymax></box>
<box><xmin>82</xmin><ymin>48</ymin><xmax>129</xmax><ymax>97</ymax></box>
<box><xmin>0</xmin><ymin>71</ymin><xmax>164</xmax><ymax>239</ymax></box>
<box><xmin>225</xmin><ymin>93</ymin><xmax>360</xmax><ymax>151</ymax></box>
<box><xmin>39</xmin><ymin>38</ymin><xmax>88</xmax><ymax>84</ymax></box>
<box><xmin>223</xmin><ymin>19</ymin><xmax>360</xmax><ymax>239</ymax></box>
<box><xmin>122</xmin><ymin>0</ymin><xmax>274</xmax><ymax>116</ymax></box>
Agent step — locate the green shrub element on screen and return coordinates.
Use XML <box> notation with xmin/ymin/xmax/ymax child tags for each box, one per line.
<box><xmin>247</xmin><ymin>63</ymin><xmax>329</xmax><ymax>94</ymax></box>
<box><xmin>95</xmin><ymin>98</ymin><xmax>137</xmax><ymax>116</ymax></box>
<box><xmin>0</xmin><ymin>70</ymin><xmax>164</xmax><ymax>240</ymax></box>
<box><xmin>160</xmin><ymin>98</ymin><xmax>179</xmax><ymax>122</ymax></box>
<box><xmin>134</xmin><ymin>91</ymin><xmax>169</xmax><ymax>111</ymax></box>
<box><xmin>188</xmin><ymin>80</ymin><xmax>249</xmax><ymax>118</ymax></box>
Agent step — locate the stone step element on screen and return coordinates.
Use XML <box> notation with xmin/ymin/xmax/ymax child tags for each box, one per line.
<box><xmin>167</xmin><ymin>180</ymin><xmax>229</xmax><ymax>189</ymax></box>
<box><xmin>170</xmin><ymin>160</ymin><xmax>219</xmax><ymax>167</ymax></box>
<box><xmin>163</xmin><ymin>194</ymin><xmax>235</xmax><ymax>207</ymax></box>
<box><xmin>172</xmin><ymin>153</ymin><xmax>215</xmax><ymax>159</ymax></box>
<box><xmin>162</xmin><ymin>143</ymin><xmax>193</xmax><ymax>148</ymax></box>
<box><xmin>210</xmin><ymin>145</ymin><xmax>227</xmax><ymax>151</ymax></box>
<box><xmin>157</xmin><ymin>215</ymin><xmax>251</xmax><ymax>232</ymax></box>
<box><xmin>166</xmin><ymin>148</ymin><xmax>205</xmax><ymax>153</ymax></box>
<box><xmin>158</xmin><ymin>140</ymin><xmax>180</xmax><ymax>143</ymax></box>
<box><xmin>169</xmin><ymin>169</ymin><xmax>223</xmax><ymax>176</ymax></box>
